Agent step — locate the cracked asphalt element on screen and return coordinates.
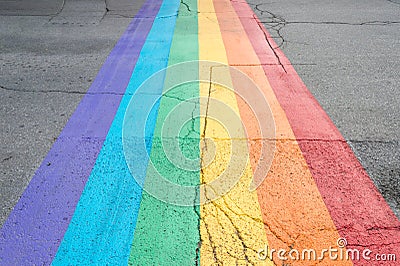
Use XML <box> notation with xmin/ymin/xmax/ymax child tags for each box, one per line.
<box><xmin>0</xmin><ymin>0</ymin><xmax>399</xmax><ymax>264</ymax></box>
<box><xmin>248</xmin><ymin>0</ymin><xmax>400</xmax><ymax>219</ymax></box>
<box><xmin>0</xmin><ymin>0</ymin><xmax>146</xmax><ymax>226</ymax></box>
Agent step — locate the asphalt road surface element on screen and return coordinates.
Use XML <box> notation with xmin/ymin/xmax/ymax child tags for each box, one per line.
<box><xmin>248</xmin><ymin>0</ymin><xmax>400</xmax><ymax>218</ymax></box>
<box><xmin>0</xmin><ymin>0</ymin><xmax>146</xmax><ymax>226</ymax></box>
<box><xmin>0</xmin><ymin>0</ymin><xmax>399</xmax><ymax>264</ymax></box>
<box><xmin>0</xmin><ymin>0</ymin><xmax>399</xmax><ymax>229</ymax></box>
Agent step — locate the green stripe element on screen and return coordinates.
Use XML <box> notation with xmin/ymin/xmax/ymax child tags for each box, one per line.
<box><xmin>128</xmin><ymin>1</ymin><xmax>200</xmax><ymax>265</ymax></box>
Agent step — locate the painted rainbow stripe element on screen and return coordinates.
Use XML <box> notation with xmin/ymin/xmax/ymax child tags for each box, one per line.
<box><xmin>1</xmin><ymin>0</ymin><xmax>399</xmax><ymax>265</ymax></box>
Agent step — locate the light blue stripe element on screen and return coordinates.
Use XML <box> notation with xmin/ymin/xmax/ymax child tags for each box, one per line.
<box><xmin>52</xmin><ymin>0</ymin><xmax>180</xmax><ymax>264</ymax></box>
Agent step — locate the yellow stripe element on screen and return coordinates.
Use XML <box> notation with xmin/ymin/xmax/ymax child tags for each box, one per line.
<box><xmin>198</xmin><ymin>0</ymin><xmax>274</xmax><ymax>264</ymax></box>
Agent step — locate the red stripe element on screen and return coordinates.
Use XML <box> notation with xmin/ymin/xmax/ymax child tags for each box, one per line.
<box><xmin>232</xmin><ymin>1</ymin><xmax>400</xmax><ymax>264</ymax></box>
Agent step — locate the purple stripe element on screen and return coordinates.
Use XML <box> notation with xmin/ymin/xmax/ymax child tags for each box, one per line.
<box><xmin>0</xmin><ymin>0</ymin><xmax>162</xmax><ymax>264</ymax></box>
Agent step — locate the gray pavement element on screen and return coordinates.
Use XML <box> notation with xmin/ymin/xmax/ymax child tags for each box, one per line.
<box><xmin>249</xmin><ymin>0</ymin><xmax>400</xmax><ymax>218</ymax></box>
<box><xmin>0</xmin><ymin>0</ymin><xmax>145</xmax><ymax>226</ymax></box>
<box><xmin>0</xmin><ymin>0</ymin><xmax>399</xmax><ymax>228</ymax></box>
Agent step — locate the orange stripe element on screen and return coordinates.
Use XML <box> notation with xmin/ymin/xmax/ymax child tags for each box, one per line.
<box><xmin>212</xmin><ymin>0</ymin><xmax>353</xmax><ymax>264</ymax></box>
<box><xmin>230</xmin><ymin>1</ymin><xmax>400</xmax><ymax>265</ymax></box>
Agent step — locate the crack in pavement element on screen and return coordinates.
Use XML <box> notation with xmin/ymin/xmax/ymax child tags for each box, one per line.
<box><xmin>202</xmin><ymin>185</ymin><xmax>251</xmax><ymax>265</ymax></box>
<box><xmin>162</xmin><ymin>92</ymin><xmax>201</xmax><ymax>139</ymax></box>
<box><xmin>1</xmin><ymin>156</ymin><xmax>13</xmax><ymax>163</ymax></box>
<box><xmin>222</xmin><ymin>194</ymin><xmax>294</xmax><ymax>247</ymax></box>
<box><xmin>106</xmin><ymin>0</ymin><xmax>155</xmax><ymax>20</ymax></box>
<box><xmin>200</xmin><ymin>66</ymin><xmax>214</xmax><ymax>152</ymax></box>
<box><xmin>185</xmin><ymin>102</ymin><xmax>202</xmax><ymax>139</ymax></box>
<box><xmin>260</xmin><ymin>20</ymin><xmax>400</xmax><ymax>26</ymax></box>
<box><xmin>193</xmin><ymin>184</ymin><xmax>201</xmax><ymax>265</ymax></box>
<box><xmin>200</xmin><ymin>196</ymin><xmax>222</xmax><ymax>264</ymax></box>
<box><xmin>156</xmin><ymin>13</ymin><xmax>179</xmax><ymax>19</ymax></box>
<box><xmin>253</xmin><ymin>14</ymin><xmax>287</xmax><ymax>73</ymax></box>
<box><xmin>0</xmin><ymin>85</ymin><xmax>122</xmax><ymax>95</ymax></box>
<box><xmin>0</xmin><ymin>85</ymin><xmax>199</xmax><ymax>98</ymax></box>
<box><xmin>219</xmin><ymin>195</ymin><xmax>300</xmax><ymax>264</ymax></box>
<box><xmin>99</xmin><ymin>0</ymin><xmax>109</xmax><ymax>22</ymax></box>
<box><xmin>180</xmin><ymin>0</ymin><xmax>192</xmax><ymax>12</ymax></box>
<box><xmin>224</xmin><ymin>249</ymin><xmax>247</xmax><ymax>264</ymax></box>
<box><xmin>203</xmin><ymin>213</ymin><xmax>223</xmax><ymax>265</ymax></box>
<box><xmin>181</xmin><ymin>101</ymin><xmax>201</xmax><ymax>143</ymax></box>
<box><xmin>196</xmin><ymin>136</ymin><xmax>399</xmax><ymax>264</ymax></box>
<box><xmin>202</xmin><ymin>185</ymin><xmax>278</xmax><ymax>265</ymax></box>
<box><xmin>1</xmin><ymin>1</ymin><xmax>136</xmax><ymax>21</ymax></box>
<box><xmin>249</xmin><ymin>2</ymin><xmax>400</xmax><ymax>66</ymax></box>
<box><xmin>106</xmin><ymin>14</ymin><xmax>135</xmax><ymax>19</ymax></box>
<box><xmin>48</xmin><ymin>0</ymin><xmax>66</xmax><ymax>22</ymax></box>
<box><xmin>162</xmin><ymin>93</ymin><xmax>199</xmax><ymax>104</ymax></box>
<box><xmin>198</xmin><ymin>73</ymin><xmax>220</xmax><ymax>264</ymax></box>
<box><xmin>230</xmin><ymin>63</ymin><xmax>317</xmax><ymax>66</ymax></box>
<box><xmin>252</xmin><ymin>3</ymin><xmax>287</xmax><ymax>50</ymax></box>
<box><xmin>98</xmin><ymin>0</ymin><xmax>141</xmax><ymax>22</ymax></box>
<box><xmin>198</xmin><ymin>69</ymin><xmax>228</xmax><ymax>263</ymax></box>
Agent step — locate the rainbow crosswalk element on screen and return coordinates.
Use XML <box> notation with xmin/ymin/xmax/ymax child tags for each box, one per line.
<box><xmin>1</xmin><ymin>0</ymin><xmax>399</xmax><ymax>265</ymax></box>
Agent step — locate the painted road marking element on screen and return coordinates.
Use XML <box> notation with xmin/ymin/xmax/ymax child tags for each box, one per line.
<box><xmin>198</xmin><ymin>0</ymin><xmax>273</xmax><ymax>264</ymax></box>
<box><xmin>128</xmin><ymin>0</ymin><xmax>200</xmax><ymax>264</ymax></box>
<box><xmin>0</xmin><ymin>0</ymin><xmax>399</xmax><ymax>265</ymax></box>
<box><xmin>52</xmin><ymin>0</ymin><xmax>181</xmax><ymax>264</ymax></box>
<box><xmin>230</xmin><ymin>0</ymin><xmax>400</xmax><ymax>264</ymax></box>
<box><xmin>213</xmin><ymin>0</ymin><xmax>352</xmax><ymax>265</ymax></box>
<box><xmin>0</xmin><ymin>0</ymin><xmax>162</xmax><ymax>264</ymax></box>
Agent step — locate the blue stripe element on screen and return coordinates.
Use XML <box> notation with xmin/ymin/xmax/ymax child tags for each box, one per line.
<box><xmin>52</xmin><ymin>0</ymin><xmax>180</xmax><ymax>264</ymax></box>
